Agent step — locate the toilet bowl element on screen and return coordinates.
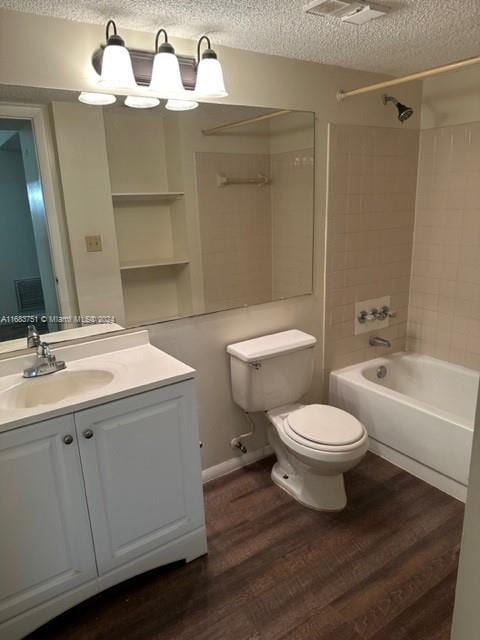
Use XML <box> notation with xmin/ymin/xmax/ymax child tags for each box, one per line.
<box><xmin>266</xmin><ymin>403</ymin><xmax>368</xmax><ymax>511</ymax></box>
<box><xmin>227</xmin><ymin>329</ymin><xmax>368</xmax><ymax>511</ymax></box>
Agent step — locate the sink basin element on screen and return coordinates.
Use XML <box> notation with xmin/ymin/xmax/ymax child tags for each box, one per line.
<box><xmin>0</xmin><ymin>369</ymin><xmax>114</xmax><ymax>410</ymax></box>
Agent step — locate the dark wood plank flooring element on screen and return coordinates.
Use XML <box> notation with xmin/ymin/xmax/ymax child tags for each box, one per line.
<box><xmin>29</xmin><ymin>453</ymin><xmax>464</xmax><ymax>640</ymax></box>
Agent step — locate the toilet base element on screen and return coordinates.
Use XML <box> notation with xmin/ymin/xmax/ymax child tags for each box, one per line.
<box><xmin>271</xmin><ymin>462</ymin><xmax>347</xmax><ymax>512</ymax></box>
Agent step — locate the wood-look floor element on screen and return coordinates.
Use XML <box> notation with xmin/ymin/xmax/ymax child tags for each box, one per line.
<box><xmin>29</xmin><ymin>453</ymin><xmax>464</xmax><ymax>640</ymax></box>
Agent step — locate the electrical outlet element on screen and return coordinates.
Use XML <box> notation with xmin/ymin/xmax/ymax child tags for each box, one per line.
<box><xmin>85</xmin><ymin>235</ymin><xmax>102</xmax><ymax>252</ymax></box>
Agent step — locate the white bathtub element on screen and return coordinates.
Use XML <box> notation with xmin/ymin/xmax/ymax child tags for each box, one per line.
<box><xmin>329</xmin><ymin>352</ymin><xmax>479</xmax><ymax>501</ymax></box>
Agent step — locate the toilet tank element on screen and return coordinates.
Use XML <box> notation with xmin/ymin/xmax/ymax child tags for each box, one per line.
<box><xmin>227</xmin><ymin>330</ymin><xmax>317</xmax><ymax>412</ymax></box>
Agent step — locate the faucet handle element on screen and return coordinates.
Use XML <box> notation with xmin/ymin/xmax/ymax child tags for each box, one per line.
<box><xmin>358</xmin><ymin>310</ymin><xmax>376</xmax><ymax>323</ymax></box>
<box><xmin>359</xmin><ymin>306</ymin><xmax>397</xmax><ymax>324</ymax></box>
<box><xmin>37</xmin><ymin>341</ymin><xmax>54</xmax><ymax>362</ymax></box>
<box><xmin>380</xmin><ymin>305</ymin><xmax>397</xmax><ymax>319</ymax></box>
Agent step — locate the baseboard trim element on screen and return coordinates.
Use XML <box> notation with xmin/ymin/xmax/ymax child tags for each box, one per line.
<box><xmin>202</xmin><ymin>445</ymin><xmax>273</xmax><ymax>484</ymax></box>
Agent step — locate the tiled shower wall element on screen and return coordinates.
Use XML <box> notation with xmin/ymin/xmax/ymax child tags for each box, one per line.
<box><xmin>326</xmin><ymin>124</ymin><xmax>419</xmax><ymax>371</ymax></box>
<box><xmin>195</xmin><ymin>148</ymin><xmax>315</xmax><ymax>313</ymax></box>
<box><xmin>271</xmin><ymin>148</ymin><xmax>314</xmax><ymax>299</ymax></box>
<box><xmin>195</xmin><ymin>152</ymin><xmax>273</xmax><ymax>312</ymax></box>
<box><xmin>407</xmin><ymin>122</ymin><xmax>480</xmax><ymax>369</ymax></box>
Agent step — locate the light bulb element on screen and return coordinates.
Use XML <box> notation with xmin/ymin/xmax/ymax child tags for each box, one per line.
<box><xmin>78</xmin><ymin>92</ymin><xmax>116</xmax><ymax>106</ymax></box>
<box><xmin>165</xmin><ymin>99</ymin><xmax>199</xmax><ymax>111</ymax></box>
<box><xmin>125</xmin><ymin>95</ymin><xmax>160</xmax><ymax>109</ymax></box>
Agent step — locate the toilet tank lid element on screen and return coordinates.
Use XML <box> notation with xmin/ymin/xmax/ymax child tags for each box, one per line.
<box><xmin>227</xmin><ymin>329</ymin><xmax>316</xmax><ymax>363</ymax></box>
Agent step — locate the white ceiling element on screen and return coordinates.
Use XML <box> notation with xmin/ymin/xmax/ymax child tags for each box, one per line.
<box><xmin>1</xmin><ymin>0</ymin><xmax>479</xmax><ymax>75</ymax></box>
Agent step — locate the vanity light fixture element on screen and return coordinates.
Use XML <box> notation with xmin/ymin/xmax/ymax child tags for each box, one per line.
<box><xmin>81</xmin><ymin>24</ymin><xmax>229</xmax><ymax>108</ymax></box>
<box><xmin>78</xmin><ymin>92</ymin><xmax>117</xmax><ymax>106</ymax></box>
<box><xmin>125</xmin><ymin>95</ymin><xmax>160</xmax><ymax>109</ymax></box>
<box><xmin>150</xmin><ymin>29</ymin><xmax>185</xmax><ymax>95</ymax></box>
<box><xmin>195</xmin><ymin>35</ymin><xmax>228</xmax><ymax>98</ymax></box>
<box><xmin>165</xmin><ymin>98</ymin><xmax>199</xmax><ymax>111</ymax></box>
<box><xmin>98</xmin><ymin>20</ymin><xmax>137</xmax><ymax>90</ymax></box>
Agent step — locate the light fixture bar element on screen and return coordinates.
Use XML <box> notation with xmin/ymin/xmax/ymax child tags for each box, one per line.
<box><xmin>92</xmin><ymin>47</ymin><xmax>197</xmax><ymax>89</ymax></box>
<box><xmin>202</xmin><ymin>110</ymin><xmax>291</xmax><ymax>136</ymax></box>
<box><xmin>86</xmin><ymin>24</ymin><xmax>229</xmax><ymax>107</ymax></box>
<box><xmin>337</xmin><ymin>54</ymin><xmax>480</xmax><ymax>101</ymax></box>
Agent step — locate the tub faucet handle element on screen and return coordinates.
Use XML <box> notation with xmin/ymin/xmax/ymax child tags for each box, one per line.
<box><xmin>358</xmin><ymin>310</ymin><xmax>376</xmax><ymax>323</ymax></box>
<box><xmin>380</xmin><ymin>305</ymin><xmax>397</xmax><ymax>319</ymax></box>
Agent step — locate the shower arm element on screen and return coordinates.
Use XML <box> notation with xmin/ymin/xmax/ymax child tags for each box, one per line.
<box><xmin>337</xmin><ymin>54</ymin><xmax>480</xmax><ymax>101</ymax></box>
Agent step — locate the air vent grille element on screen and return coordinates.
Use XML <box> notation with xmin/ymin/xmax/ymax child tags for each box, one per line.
<box><xmin>15</xmin><ymin>277</ymin><xmax>45</xmax><ymax>312</ymax></box>
<box><xmin>304</xmin><ymin>0</ymin><xmax>390</xmax><ymax>23</ymax></box>
<box><xmin>304</xmin><ymin>0</ymin><xmax>362</xmax><ymax>17</ymax></box>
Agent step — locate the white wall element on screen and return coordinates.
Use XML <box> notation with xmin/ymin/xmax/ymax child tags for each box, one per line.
<box><xmin>0</xmin><ymin>8</ymin><xmax>422</xmax><ymax>470</ymax></box>
<box><xmin>451</xmin><ymin>391</ymin><xmax>480</xmax><ymax>640</ymax></box>
<box><xmin>420</xmin><ymin>64</ymin><xmax>480</xmax><ymax>640</ymax></box>
<box><xmin>421</xmin><ymin>66</ymin><xmax>480</xmax><ymax>129</ymax></box>
<box><xmin>51</xmin><ymin>102</ymin><xmax>126</xmax><ymax>325</ymax></box>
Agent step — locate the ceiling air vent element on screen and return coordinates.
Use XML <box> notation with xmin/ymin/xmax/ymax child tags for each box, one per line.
<box><xmin>304</xmin><ymin>0</ymin><xmax>359</xmax><ymax>17</ymax></box>
<box><xmin>304</xmin><ymin>0</ymin><xmax>389</xmax><ymax>24</ymax></box>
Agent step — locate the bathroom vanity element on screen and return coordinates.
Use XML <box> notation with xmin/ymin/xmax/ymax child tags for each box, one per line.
<box><xmin>0</xmin><ymin>330</ymin><xmax>207</xmax><ymax>640</ymax></box>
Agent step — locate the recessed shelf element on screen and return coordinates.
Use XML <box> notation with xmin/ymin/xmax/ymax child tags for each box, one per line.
<box><xmin>120</xmin><ymin>257</ymin><xmax>190</xmax><ymax>271</ymax></box>
<box><xmin>112</xmin><ymin>192</ymin><xmax>184</xmax><ymax>204</ymax></box>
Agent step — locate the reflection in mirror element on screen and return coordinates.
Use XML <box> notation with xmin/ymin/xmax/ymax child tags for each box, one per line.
<box><xmin>0</xmin><ymin>85</ymin><xmax>315</xmax><ymax>353</ymax></box>
<box><xmin>102</xmin><ymin>103</ymin><xmax>315</xmax><ymax>324</ymax></box>
<box><xmin>0</xmin><ymin>117</ymin><xmax>59</xmax><ymax>341</ymax></box>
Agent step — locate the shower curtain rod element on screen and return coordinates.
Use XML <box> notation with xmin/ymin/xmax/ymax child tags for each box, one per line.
<box><xmin>337</xmin><ymin>54</ymin><xmax>480</xmax><ymax>101</ymax></box>
<box><xmin>202</xmin><ymin>109</ymin><xmax>291</xmax><ymax>135</ymax></box>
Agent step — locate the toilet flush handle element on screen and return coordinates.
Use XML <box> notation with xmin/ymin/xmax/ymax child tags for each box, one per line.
<box><xmin>249</xmin><ymin>362</ymin><xmax>262</xmax><ymax>370</ymax></box>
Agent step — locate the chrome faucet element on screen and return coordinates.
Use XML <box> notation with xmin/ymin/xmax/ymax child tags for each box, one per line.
<box><xmin>369</xmin><ymin>336</ymin><xmax>392</xmax><ymax>348</ymax></box>
<box><xmin>27</xmin><ymin>324</ymin><xmax>41</xmax><ymax>349</ymax></box>
<box><xmin>23</xmin><ymin>341</ymin><xmax>66</xmax><ymax>378</ymax></box>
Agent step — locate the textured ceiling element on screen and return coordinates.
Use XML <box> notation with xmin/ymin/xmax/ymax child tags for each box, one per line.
<box><xmin>1</xmin><ymin>0</ymin><xmax>479</xmax><ymax>75</ymax></box>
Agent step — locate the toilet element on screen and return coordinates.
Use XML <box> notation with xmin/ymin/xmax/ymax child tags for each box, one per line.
<box><xmin>227</xmin><ymin>329</ymin><xmax>368</xmax><ymax>511</ymax></box>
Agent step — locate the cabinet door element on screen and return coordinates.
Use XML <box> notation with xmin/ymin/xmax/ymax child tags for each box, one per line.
<box><xmin>0</xmin><ymin>415</ymin><xmax>97</xmax><ymax>624</ymax></box>
<box><xmin>75</xmin><ymin>382</ymin><xmax>205</xmax><ymax>575</ymax></box>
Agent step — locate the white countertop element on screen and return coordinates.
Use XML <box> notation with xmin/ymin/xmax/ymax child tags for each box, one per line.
<box><xmin>0</xmin><ymin>330</ymin><xmax>195</xmax><ymax>433</ymax></box>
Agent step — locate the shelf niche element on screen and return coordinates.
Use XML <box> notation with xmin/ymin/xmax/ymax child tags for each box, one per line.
<box><xmin>104</xmin><ymin>108</ymin><xmax>193</xmax><ymax>326</ymax></box>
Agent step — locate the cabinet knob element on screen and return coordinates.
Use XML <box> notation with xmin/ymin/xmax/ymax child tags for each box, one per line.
<box><xmin>63</xmin><ymin>434</ymin><xmax>74</xmax><ymax>445</ymax></box>
<box><xmin>83</xmin><ymin>429</ymin><xmax>94</xmax><ymax>439</ymax></box>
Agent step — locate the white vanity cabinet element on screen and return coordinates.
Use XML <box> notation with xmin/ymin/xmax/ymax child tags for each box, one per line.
<box><xmin>0</xmin><ymin>378</ymin><xmax>207</xmax><ymax>640</ymax></box>
<box><xmin>75</xmin><ymin>383</ymin><xmax>206</xmax><ymax>575</ymax></box>
<box><xmin>0</xmin><ymin>415</ymin><xmax>97</xmax><ymax>625</ymax></box>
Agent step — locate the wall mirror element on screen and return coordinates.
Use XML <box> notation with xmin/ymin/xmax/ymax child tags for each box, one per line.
<box><xmin>0</xmin><ymin>85</ymin><xmax>315</xmax><ymax>354</ymax></box>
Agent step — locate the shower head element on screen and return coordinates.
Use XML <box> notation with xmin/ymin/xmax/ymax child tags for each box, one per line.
<box><xmin>382</xmin><ymin>94</ymin><xmax>414</xmax><ymax>123</ymax></box>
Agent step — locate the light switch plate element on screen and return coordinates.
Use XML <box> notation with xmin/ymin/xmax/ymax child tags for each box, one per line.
<box><xmin>355</xmin><ymin>295</ymin><xmax>391</xmax><ymax>335</ymax></box>
<box><xmin>85</xmin><ymin>235</ymin><xmax>102</xmax><ymax>252</ymax></box>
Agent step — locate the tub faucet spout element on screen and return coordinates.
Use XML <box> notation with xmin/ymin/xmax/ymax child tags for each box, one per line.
<box><xmin>369</xmin><ymin>336</ymin><xmax>391</xmax><ymax>348</ymax></box>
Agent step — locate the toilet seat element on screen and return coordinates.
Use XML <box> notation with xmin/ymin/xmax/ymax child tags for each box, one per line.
<box><xmin>285</xmin><ymin>404</ymin><xmax>365</xmax><ymax>451</ymax></box>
